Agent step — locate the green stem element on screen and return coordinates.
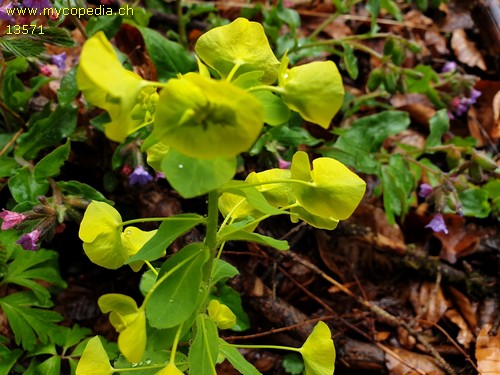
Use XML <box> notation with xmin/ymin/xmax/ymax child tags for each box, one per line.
<box><xmin>247</xmin><ymin>85</ymin><xmax>286</xmax><ymax>95</ymax></box>
<box><xmin>222</xmin><ymin>343</ymin><xmax>301</xmax><ymax>353</ymax></box>
<box><xmin>145</xmin><ymin>261</ymin><xmax>158</xmax><ymax>276</ymax></box>
<box><xmin>226</xmin><ymin>63</ymin><xmax>242</xmax><ymax>82</ymax></box>
<box><xmin>169</xmin><ymin>322</ymin><xmax>184</xmax><ymax>365</ymax></box>
<box><xmin>220</xmin><ymin>178</ymin><xmax>312</xmax><ymax>192</ymax></box>
<box><xmin>121</xmin><ymin>216</ymin><xmax>206</xmax><ymax>227</ymax></box>
<box><xmin>176</xmin><ymin>0</ymin><xmax>187</xmax><ymax>47</ymax></box>
<box><xmin>205</xmin><ymin>190</ymin><xmax>219</xmax><ymax>253</ymax></box>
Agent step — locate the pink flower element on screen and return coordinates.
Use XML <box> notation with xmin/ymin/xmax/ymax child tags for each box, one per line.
<box><xmin>441</xmin><ymin>61</ymin><xmax>457</xmax><ymax>73</ymax></box>
<box><xmin>278</xmin><ymin>158</ymin><xmax>291</xmax><ymax>169</ymax></box>
<box><xmin>39</xmin><ymin>65</ymin><xmax>52</xmax><ymax>77</ymax></box>
<box><xmin>16</xmin><ymin>229</ymin><xmax>41</xmax><ymax>251</ymax></box>
<box><xmin>0</xmin><ymin>2</ymin><xmax>14</xmax><ymax>21</ymax></box>
<box><xmin>0</xmin><ymin>209</ymin><xmax>27</xmax><ymax>230</ymax></box>
<box><xmin>425</xmin><ymin>214</ymin><xmax>448</xmax><ymax>234</ymax></box>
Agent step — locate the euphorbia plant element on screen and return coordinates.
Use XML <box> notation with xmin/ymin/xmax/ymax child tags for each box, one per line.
<box><xmin>75</xmin><ymin>18</ymin><xmax>365</xmax><ymax>375</ymax></box>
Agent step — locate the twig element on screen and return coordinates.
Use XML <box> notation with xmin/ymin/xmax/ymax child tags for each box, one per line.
<box><xmin>223</xmin><ymin>315</ymin><xmax>336</xmax><ymax>342</ymax></box>
<box><xmin>0</xmin><ymin>128</ymin><xmax>23</xmax><ymax>157</ymax></box>
<box><xmin>417</xmin><ymin>319</ymin><xmax>479</xmax><ymax>372</ymax></box>
<box><xmin>289</xmin><ymin>252</ymin><xmax>457</xmax><ymax>375</ymax></box>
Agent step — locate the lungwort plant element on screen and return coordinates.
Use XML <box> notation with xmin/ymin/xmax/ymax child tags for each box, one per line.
<box><xmin>75</xmin><ymin>18</ymin><xmax>365</xmax><ymax>375</ymax></box>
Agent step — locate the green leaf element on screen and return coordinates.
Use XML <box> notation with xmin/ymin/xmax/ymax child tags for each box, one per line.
<box><xmin>458</xmin><ymin>188</ymin><xmax>491</xmax><ymax>218</ymax></box>
<box><xmin>0</xmin><ymin>292</ymin><xmax>63</xmax><ymax>351</ymax></box>
<box><xmin>380</xmin><ymin>0</ymin><xmax>403</xmax><ymax>20</ymax></box>
<box><xmin>299</xmin><ymin>321</ymin><xmax>335</xmax><ymax>375</ymax></box>
<box><xmin>29</xmin><ymin>27</ymin><xmax>76</xmax><ymax>47</ymax></box>
<box><xmin>211</xmin><ymin>259</ymin><xmax>239</xmax><ymax>287</ymax></box>
<box><xmin>426</xmin><ymin>109</ymin><xmax>449</xmax><ymax>148</ymax></box>
<box><xmin>8</xmin><ymin>166</ymin><xmax>49</xmax><ymax>203</ymax></box>
<box><xmin>327</xmin><ymin>110</ymin><xmax>410</xmax><ymax>173</ymax></box>
<box><xmin>36</xmin><ymin>355</ymin><xmax>61</xmax><ymax>375</ymax></box>
<box><xmin>86</xmin><ymin>14</ymin><xmax>122</xmax><ymax>38</ymax></box>
<box><xmin>219</xmin><ymin>339</ymin><xmax>262</xmax><ymax>375</ymax></box>
<box><xmin>221</xmin><ymin>181</ymin><xmax>285</xmax><ymax>216</ymax></box>
<box><xmin>15</xmin><ymin>104</ymin><xmax>77</xmax><ymax>160</ymax></box>
<box><xmin>195</xmin><ymin>17</ymin><xmax>280</xmax><ymax>84</ymax></box>
<box><xmin>188</xmin><ymin>314</ymin><xmax>219</xmax><ymax>375</ymax></box>
<box><xmin>342</xmin><ymin>44</ymin><xmax>359</xmax><ymax>80</ymax></box>
<box><xmin>57</xmin><ymin>67</ymin><xmax>79</xmax><ymax>106</ymax></box>
<box><xmin>4</xmin><ymin>248</ymin><xmax>65</xmax><ymax>303</ymax></box>
<box><xmin>381</xmin><ymin>154</ymin><xmax>416</xmax><ymax>224</ymax></box>
<box><xmin>113</xmin><ymin>350</ymin><xmax>188</xmax><ymax>374</ymax></box>
<box><xmin>146</xmin><ymin>243</ymin><xmax>209</xmax><ymax>328</ymax></box>
<box><xmin>252</xmin><ymin>90</ymin><xmax>291</xmax><ymax>126</ymax></box>
<box><xmin>161</xmin><ymin>149</ymin><xmax>237</xmax><ymax>198</ymax></box>
<box><xmin>0</xmin><ymin>157</ymin><xmax>19</xmax><ymax>178</ymax></box>
<box><xmin>33</xmin><ymin>140</ymin><xmax>70</xmax><ymax>181</ymax></box>
<box><xmin>282</xmin><ymin>353</ymin><xmax>305</xmax><ymax>375</ymax></box>
<box><xmin>218</xmin><ymin>227</ymin><xmax>289</xmax><ymax>251</ymax></box>
<box><xmin>137</xmin><ymin>26</ymin><xmax>196</xmax><ymax>81</ymax></box>
<box><xmin>406</xmin><ymin>65</ymin><xmax>439</xmax><ymax>94</ymax></box>
<box><xmin>0</xmin><ymin>37</ymin><xmax>45</xmax><ymax>59</ymax></box>
<box><xmin>127</xmin><ymin>214</ymin><xmax>205</xmax><ymax>263</ymax></box>
<box><xmin>366</xmin><ymin>0</ymin><xmax>381</xmax><ymax>33</ymax></box>
<box><xmin>57</xmin><ymin>180</ymin><xmax>114</xmax><ymax>204</ymax></box>
<box><xmin>0</xmin><ymin>347</ymin><xmax>22</xmax><ymax>374</ymax></box>
<box><xmin>268</xmin><ymin>125</ymin><xmax>320</xmax><ymax>147</ymax></box>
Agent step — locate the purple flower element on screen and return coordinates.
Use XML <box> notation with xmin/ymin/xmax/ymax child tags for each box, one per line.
<box><xmin>278</xmin><ymin>158</ymin><xmax>291</xmax><ymax>169</ymax></box>
<box><xmin>52</xmin><ymin>52</ymin><xmax>66</xmax><ymax>71</ymax></box>
<box><xmin>16</xmin><ymin>229</ymin><xmax>41</xmax><ymax>251</ymax></box>
<box><xmin>23</xmin><ymin>0</ymin><xmax>53</xmax><ymax>15</ymax></box>
<box><xmin>0</xmin><ymin>210</ymin><xmax>27</xmax><ymax>230</ymax></box>
<box><xmin>129</xmin><ymin>166</ymin><xmax>153</xmax><ymax>186</ymax></box>
<box><xmin>418</xmin><ymin>183</ymin><xmax>433</xmax><ymax>198</ymax></box>
<box><xmin>464</xmin><ymin>88</ymin><xmax>481</xmax><ymax>105</ymax></box>
<box><xmin>425</xmin><ymin>214</ymin><xmax>448</xmax><ymax>234</ymax></box>
<box><xmin>441</xmin><ymin>61</ymin><xmax>457</xmax><ymax>73</ymax></box>
<box><xmin>0</xmin><ymin>2</ymin><xmax>14</xmax><ymax>21</ymax></box>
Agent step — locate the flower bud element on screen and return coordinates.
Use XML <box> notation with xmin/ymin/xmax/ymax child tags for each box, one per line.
<box><xmin>471</xmin><ymin>150</ymin><xmax>498</xmax><ymax>171</ymax></box>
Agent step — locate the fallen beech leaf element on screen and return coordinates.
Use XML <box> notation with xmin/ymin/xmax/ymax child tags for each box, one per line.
<box><xmin>447</xmin><ymin>287</ymin><xmax>477</xmax><ymax>332</ymax></box>
<box><xmin>385</xmin><ymin>347</ymin><xmax>445</xmax><ymax>375</ymax></box>
<box><xmin>432</xmin><ymin>215</ymin><xmax>481</xmax><ymax>264</ymax></box>
<box><xmin>492</xmin><ymin>90</ymin><xmax>500</xmax><ymax>140</ymax></box>
<box><xmin>409</xmin><ymin>282</ymin><xmax>449</xmax><ymax>325</ymax></box>
<box><xmin>476</xmin><ymin>324</ymin><xmax>500</xmax><ymax>375</ymax></box>
<box><xmin>445</xmin><ymin>309</ymin><xmax>474</xmax><ymax>348</ymax></box>
<box><xmin>451</xmin><ymin>29</ymin><xmax>487</xmax><ymax>70</ymax></box>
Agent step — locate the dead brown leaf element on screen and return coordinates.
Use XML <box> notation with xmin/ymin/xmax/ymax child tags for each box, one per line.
<box><xmin>447</xmin><ymin>287</ymin><xmax>477</xmax><ymax>333</ymax></box>
<box><xmin>432</xmin><ymin>215</ymin><xmax>481</xmax><ymax>264</ymax></box>
<box><xmin>409</xmin><ymin>282</ymin><xmax>449</xmax><ymax>325</ymax></box>
<box><xmin>476</xmin><ymin>324</ymin><xmax>500</xmax><ymax>375</ymax></box>
<box><xmin>385</xmin><ymin>347</ymin><xmax>445</xmax><ymax>375</ymax></box>
<box><xmin>451</xmin><ymin>29</ymin><xmax>487</xmax><ymax>71</ymax></box>
<box><xmin>445</xmin><ymin>309</ymin><xmax>474</xmax><ymax>349</ymax></box>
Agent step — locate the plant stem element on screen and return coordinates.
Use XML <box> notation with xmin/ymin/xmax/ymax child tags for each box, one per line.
<box><xmin>176</xmin><ymin>0</ymin><xmax>187</xmax><ymax>47</ymax></box>
<box><xmin>145</xmin><ymin>261</ymin><xmax>158</xmax><ymax>276</ymax></box>
<box><xmin>222</xmin><ymin>342</ymin><xmax>300</xmax><ymax>353</ymax></box>
<box><xmin>121</xmin><ymin>216</ymin><xmax>206</xmax><ymax>227</ymax></box>
<box><xmin>247</xmin><ymin>85</ymin><xmax>286</xmax><ymax>95</ymax></box>
<box><xmin>205</xmin><ymin>190</ymin><xmax>219</xmax><ymax>253</ymax></box>
<box><xmin>169</xmin><ymin>322</ymin><xmax>184</xmax><ymax>365</ymax></box>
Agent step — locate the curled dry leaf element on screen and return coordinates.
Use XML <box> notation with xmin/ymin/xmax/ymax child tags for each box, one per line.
<box><xmin>451</xmin><ymin>29</ymin><xmax>487</xmax><ymax>71</ymax></box>
<box><xmin>444</xmin><ymin>309</ymin><xmax>474</xmax><ymax>349</ymax></box>
<box><xmin>476</xmin><ymin>324</ymin><xmax>500</xmax><ymax>375</ymax></box>
<box><xmin>409</xmin><ymin>282</ymin><xmax>449</xmax><ymax>325</ymax></box>
<box><xmin>446</xmin><ymin>287</ymin><xmax>477</xmax><ymax>332</ymax></box>
<box><xmin>385</xmin><ymin>347</ymin><xmax>445</xmax><ymax>375</ymax></box>
<box><xmin>432</xmin><ymin>215</ymin><xmax>481</xmax><ymax>264</ymax></box>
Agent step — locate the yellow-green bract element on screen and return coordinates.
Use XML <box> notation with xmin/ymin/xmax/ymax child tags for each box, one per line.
<box><xmin>79</xmin><ymin>201</ymin><xmax>157</xmax><ymax>270</ymax></box>
<box><xmin>299</xmin><ymin>321</ymin><xmax>336</xmax><ymax>375</ymax></box>
<box><xmin>76</xmin><ymin>336</ymin><xmax>114</xmax><ymax>375</ymax></box>
<box><xmin>149</xmin><ymin>72</ymin><xmax>264</xmax><ymax>159</ymax></box>
<box><xmin>208</xmin><ymin>300</ymin><xmax>237</xmax><ymax>330</ymax></box>
<box><xmin>98</xmin><ymin>293</ymin><xmax>147</xmax><ymax>364</ymax></box>
<box><xmin>195</xmin><ymin>17</ymin><xmax>280</xmax><ymax>84</ymax></box>
<box><xmin>77</xmin><ymin>31</ymin><xmax>155</xmax><ymax>142</ymax></box>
